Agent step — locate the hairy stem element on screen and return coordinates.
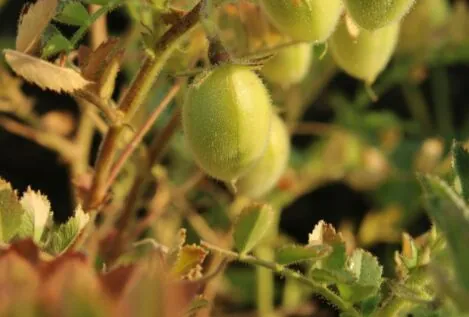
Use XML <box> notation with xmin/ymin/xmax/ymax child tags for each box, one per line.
<box><xmin>85</xmin><ymin>3</ymin><xmax>202</xmax><ymax>211</ymax></box>
<box><xmin>201</xmin><ymin>241</ymin><xmax>361</xmax><ymax>317</ymax></box>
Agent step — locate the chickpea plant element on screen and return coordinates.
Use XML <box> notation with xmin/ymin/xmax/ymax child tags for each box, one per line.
<box><xmin>0</xmin><ymin>0</ymin><xmax>469</xmax><ymax>316</ymax></box>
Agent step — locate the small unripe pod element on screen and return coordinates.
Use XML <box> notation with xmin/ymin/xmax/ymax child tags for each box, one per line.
<box><xmin>236</xmin><ymin>114</ymin><xmax>290</xmax><ymax>198</ymax></box>
<box><xmin>344</xmin><ymin>0</ymin><xmax>416</xmax><ymax>30</ymax></box>
<box><xmin>259</xmin><ymin>0</ymin><xmax>343</xmax><ymax>42</ymax></box>
<box><xmin>329</xmin><ymin>18</ymin><xmax>399</xmax><ymax>84</ymax></box>
<box><xmin>182</xmin><ymin>65</ymin><xmax>273</xmax><ymax>182</ymax></box>
<box><xmin>261</xmin><ymin>43</ymin><xmax>313</xmax><ymax>87</ymax></box>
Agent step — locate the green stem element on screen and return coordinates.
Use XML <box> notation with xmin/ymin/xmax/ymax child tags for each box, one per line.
<box><xmin>201</xmin><ymin>241</ymin><xmax>361</xmax><ymax>317</ymax></box>
<box><xmin>431</xmin><ymin>66</ymin><xmax>453</xmax><ymax>138</ymax></box>
<box><xmin>85</xmin><ymin>2</ymin><xmax>202</xmax><ymax>211</ymax></box>
<box><xmin>401</xmin><ymin>83</ymin><xmax>433</xmax><ymax>135</ymax></box>
<box><xmin>255</xmin><ymin>246</ymin><xmax>276</xmax><ymax>317</ymax></box>
<box><xmin>69</xmin><ymin>0</ymin><xmax>125</xmax><ymax>48</ymax></box>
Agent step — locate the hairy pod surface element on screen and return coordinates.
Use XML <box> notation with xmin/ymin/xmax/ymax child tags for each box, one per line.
<box><xmin>182</xmin><ymin>65</ymin><xmax>273</xmax><ymax>182</ymax></box>
<box><xmin>329</xmin><ymin>18</ymin><xmax>400</xmax><ymax>84</ymax></box>
<box><xmin>236</xmin><ymin>114</ymin><xmax>290</xmax><ymax>198</ymax></box>
<box><xmin>344</xmin><ymin>0</ymin><xmax>416</xmax><ymax>30</ymax></box>
<box><xmin>259</xmin><ymin>0</ymin><xmax>343</xmax><ymax>42</ymax></box>
<box><xmin>261</xmin><ymin>43</ymin><xmax>313</xmax><ymax>87</ymax></box>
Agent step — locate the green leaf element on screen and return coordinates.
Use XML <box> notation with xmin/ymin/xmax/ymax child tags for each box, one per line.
<box><xmin>185</xmin><ymin>296</ymin><xmax>209</xmax><ymax>316</ymax></box>
<box><xmin>0</xmin><ymin>179</ymin><xmax>25</xmax><ymax>243</ymax></box>
<box><xmin>45</xmin><ymin>205</ymin><xmax>89</xmax><ymax>255</ymax></box>
<box><xmin>55</xmin><ymin>1</ymin><xmax>90</xmax><ymax>26</ymax></box>
<box><xmin>42</xmin><ymin>25</ymin><xmax>71</xmax><ymax>58</ymax></box>
<box><xmin>233</xmin><ymin>204</ymin><xmax>273</xmax><ymax>255</ymax></box>
<box><xmin>452</xmin><ymin>141</ymin><xmax>469</xmax><ymax>201</ymax></box>
<box><xmin>337</xmin><ymin>249</ymin><xmax>383</xmax><ymax>303</ymax></box>
<box><xmin>18</xmin><ymin>187</ymin><xmax>53</xmax><ymax>243</ymax></box>
<box><xmin>275</xmin><ymin>244</ymin><xmax>332</xmax><ymax>265</ymax></box>
<box><xmin>308</xmin><ymin>221</ymin><xmax>354</xmax><ymax>284</ymax></box>
<box><xmin>419</xmin><ymin>174</ymin><xmax>469</xmax><ymax>291</ymax></box>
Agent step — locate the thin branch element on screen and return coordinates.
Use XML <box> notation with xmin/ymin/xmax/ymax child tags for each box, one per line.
<box><xmin>201</xmin><ymin>241</ymin><xmax>361</xmax><ymax>317</ymax></box>
<box><xmin>105</xmin><ymin>80</ymin><xmax>182</xmax><ymax>191</ymax></box>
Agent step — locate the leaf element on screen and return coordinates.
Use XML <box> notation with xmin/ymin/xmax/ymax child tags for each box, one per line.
<box><xmin>275</xmin><ymin>244</ymin><xmax>332</xmax><ymax>265</ymax></box>
<box><xmin>337</xmin><ymin>249</ymin><xmax>383</xmax><ymax>303</ymax></box>
<box><xmin>55</xmin><ymin>1</ymin><xmax>90</xmax><ymax>26</ymax></box>
<box><xmin>4</xmin><ymin>49</ymin><xmax>90</xmax><ymax>93</ymax></box>
<box><xmin>308</xmin><ymin>221</ymin><xmax>355</xmax><ymax>285</ymax></box>
<box><xmin>42</xmin><ymin>25</ymin><xmax>72</xmax><ymax>58</ymax></box>
<box><xmin>45</xmin><ymin>205</ymin><xmax>89</xmax><ymax>255</ymax></box>
<box><xmin>185</xmin><ymin>296</ymin><xmax>209</xmax><ymax>316</ymax></box>
<box><xmin>18</xmin><ymin>187</ymin><xmax>53</xmax><ymax>243</ymax></box>
<box><xmin>78</xmin><ymin>38</ymin><xmax>123</xmax><ymax>100</ymax></box>
<box><xmin>419</xmin><ymin>174</ymin><xmax>469</xmax><ymax>291</ymax></box>
<box><xmin>0</xmin><ymin>179</ymin><xmax>25</xmax><ymax>243</ymax></box>
<box><xmin>170</xmin><ymin>244</ymin><xmax>208</xmax><ymax>280</ymax></box>
<box><xmin>233</xmin><ymin>204</ymin><xmax>273</xmax><ymax>255</ymax></box>
<box><xmin>16</xmin><ymin>0</ymin><xmax>58</xmax><ymax>54</ymax></box>
<box><xmin>452</xmin><ymin>141</ymin><xmax>469</xmax><ymax>201</ymax></box>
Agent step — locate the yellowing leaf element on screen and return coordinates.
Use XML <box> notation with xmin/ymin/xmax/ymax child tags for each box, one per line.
<box><xmin>4</xmin><ymin>49</ymin><xmax>91</xmax><ymax>93</ymax></box>
<box><xmin>16</xmin><ymin>0</ymin><xmax>58</xmax><ymax>54</ymax></box>
<box><xmin>19</xmin><ymin>187</ymin><xmax>53</xmax><ymax>243</ymax></box>
<box><xmin>170</xmin><ymin>245</ymin><xmax>208</xmax><ymax>280</ymax></box>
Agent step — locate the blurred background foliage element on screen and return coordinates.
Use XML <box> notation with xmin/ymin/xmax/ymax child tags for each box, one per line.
<box><xmin>1</xmin><ymin>0</ymin><xmax>469</xmax><ymax>315</ymax></box>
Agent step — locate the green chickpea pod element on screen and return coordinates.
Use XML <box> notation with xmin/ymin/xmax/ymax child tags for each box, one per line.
<box><xmin>344</xmin><ymin>0</ymin><xmax>416</xmax><ymax>30</ymax></box>
<box><xmin>329</xmin><ymin>18</ymin><xmax>400</xmax><ymax>84</ymax></box>
<box><xmin>259</xmin><ymin>0</ymin><xmax>343</xmax><ymax>42</ymax></box>
<box><xmin>183</xmin><ymin>65</ymin><xmax>273</xmax><ymax>183</ymax></box>
<box><xmin>236</xmin><ymin>114</ymin><xmax>290</xmax><ymax>199</ymax></box>
<box><xmin>261</xmin><ymin>43</ymin><xmax>313</xmax><ymax>87</ymax></box>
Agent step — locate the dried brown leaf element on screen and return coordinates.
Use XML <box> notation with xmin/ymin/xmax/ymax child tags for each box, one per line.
<box><xmin>16</xmin><ymin>0</ymin><xmax>58</xmax><ymax>54</ymax></box>
<box><xmin>78</xmin><ymin>38</ymin><xmax>123</xmax><ymax>100</ymax></box>
<box><xmin>4</xmin><ymin>49</ymin><xmax>91</xmax><ymax>93</ymax></box>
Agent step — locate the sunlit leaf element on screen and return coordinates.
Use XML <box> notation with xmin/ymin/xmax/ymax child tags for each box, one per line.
<box><xmin>18</xmin><ymin>187</ymin><xmax>53</xmax><ymax>243</ymax></box>
<box><xmin>233</xmin><ymin>204</ymin><xmax>273</xmax><ymax>255</ymax></box>
<box><xmin>0</xmin><ymin>179</ymin><xmax>25</xmax><ymax>243</ymax></box>
<box><xmin>16</xmin><ymin>0</ymin><xmax>58</xmax><ymax>54</ymax></box>
<box><xmin>4</xmin><ymin>49</ymin><xmax>90</xmax><ymax>93</ymax></box>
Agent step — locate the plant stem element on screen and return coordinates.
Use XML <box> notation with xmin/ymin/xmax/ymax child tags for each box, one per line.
<box><xmin>201</xmin><ymin>241</ymin><xmax>361</xmax><ymax>317</ymax></box>
<box><xmin>105</xmin><ymin>80</ymin><xmax>182</xmax><ymax>191</ymax></box>
<box><xmin>85</xmin><ymin>3</ymin><xmax>202</xmax><ymax>211</ymax></box>
<box><xmin>255</xmin><ymin>246</ymin><xmax>277</xmax><ymax>317</ymax></box>
<box><xmin>431</xmin><ymin>66</ymin><xmax>453</xmax><ymax>138</ymax></box>
<box><xmin>401</xmin><ymin>83</ymin><xmax>433</xmax><ymax>135</ymax></box>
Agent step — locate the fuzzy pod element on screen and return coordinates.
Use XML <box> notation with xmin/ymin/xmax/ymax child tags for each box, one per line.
<box><xmin>236</xmin><ymin>114</ymin><xmax>290</xmax><ymax>198</ymax></box>
<box><xmin>261</xmin><ymin>43</ymin><xmax>313</xmax><ymax>87</ymax></box>
<box><xmin>259</xmin><ymin>0</ymin><xmax>343</xmax><ymax>42</ymax></box>
<box><xmin>344</xmin><ymin>0</ymin><xmax>416</xmax><ymax>30</ymax></box>
<box><xmin>329</xmin><ymin>18</ymin><xmax>400</xmax><ymax>84</ymax></box>
<box><xmin>182</xmin><ymin>65</ymin><xmax>273</xmax><ymax>182</ymax></box>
